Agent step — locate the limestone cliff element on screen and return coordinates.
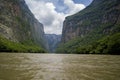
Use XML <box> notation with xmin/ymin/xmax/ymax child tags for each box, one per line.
<box><xmin>57</xmin><ymin>0</ymin><xmax>120</xmax><ymax>54</ymax></box>
<box><xmin>62</xmin><ymin>0</ymin><xmax>120</xmax><ymax>43</ymax></box>
<box><xmin>45</xmin><ymin>34</ymin><xmax>61</xmax><ymax>52</ymax></box>
<box><xmin>0</xmin><ymin>0</ymin><xmax>46</xmax><ymax>52</ymax></box>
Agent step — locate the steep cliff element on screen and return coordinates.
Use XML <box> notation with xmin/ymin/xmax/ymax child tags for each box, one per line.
<box><xmin>57</xmin><ymin>0</ymin><xmax>120</xmax><ymax>54</ymax></box>
<box><xmin>0</xmin><ymin>0</ymin><xmax>46</xmax><ymax>52</ymax></box>
<box><xmin>45</xmin><ymin>34</ymin><xmax>61</xmax><ymax>52</ymax></box>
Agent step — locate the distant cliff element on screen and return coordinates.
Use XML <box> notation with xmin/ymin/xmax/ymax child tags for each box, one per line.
<box><xmin>0</xmin><ymin>0</ymin><xmax>46</xmax><ymax>52</ymax></box>
<box><xmin>57</xmin><ymin>0</ymin><xmax>120</xmax><ymax>54</ymax></box>
<box><xmin>45</xmin><ymin>34</ymin><xmax>61</xmax><ymax>52</ymax></box>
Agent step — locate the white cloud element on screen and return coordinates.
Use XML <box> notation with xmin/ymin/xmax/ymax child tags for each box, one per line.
<box><xmin>64</xmin><ymin>0</ymin><xmax>85</xmax><ymax>15</ymax></box>
<box><xmin>25</xmin><ymin>0</ymin><xmax>85</xmax><ymax>34</ymax></box>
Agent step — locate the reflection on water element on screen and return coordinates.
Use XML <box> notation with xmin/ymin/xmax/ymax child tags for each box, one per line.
<box><xmin>0</xmin><ymin>53</ymin><xmax>120</xmax><ymax>80</ymax></box>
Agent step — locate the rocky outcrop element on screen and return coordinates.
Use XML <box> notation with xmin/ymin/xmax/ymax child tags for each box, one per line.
<box><xmin>45</xmin><ymin>34</ymin><xmax>61</xmax><ymax>52</ymax></box>
<box><xmin>62</xmin><ymin>0</ymin><xmax>120</xmax><ymax>43</ymax></box>
<box><xmin>0</xmin><ymin>0</ymin><xmax>47</xmax><ymax>52</ymax></box>
<box><xmin>58</xmin><ymin>0</ymin><xmax>120</xmax><ymax>54</ymax></box>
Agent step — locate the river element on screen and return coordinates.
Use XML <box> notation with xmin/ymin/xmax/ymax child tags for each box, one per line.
<box><xmin>0</xmin><ymin>53</ymin><xmax>120</xmax><ymax>80</ymax></box>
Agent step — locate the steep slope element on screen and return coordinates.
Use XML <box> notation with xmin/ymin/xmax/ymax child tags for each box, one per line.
<box><xmin>57</xmin><ymin>0</ymin><xmax>120</xmax><ymax>54</ymax></box>
<box><xmin>0</xmin><ymin>0</ymin><xmax>46</xmax><ymax>52</ymax></box>
<box><xmin>45</xmin><ymin>34</ymin><xmax>61</xmax><ymax>52</ymax></box>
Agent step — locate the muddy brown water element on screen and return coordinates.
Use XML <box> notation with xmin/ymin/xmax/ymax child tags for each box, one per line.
<box><xmin>0</xmin><ymin>53</ymin><xmax>120</xmax><ymax>80</ymax></box>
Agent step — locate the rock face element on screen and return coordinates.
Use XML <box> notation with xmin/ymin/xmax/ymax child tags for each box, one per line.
<box><xmin>45</xmin><ymin>34</ymin><xmax>61</xmax><ymax>52</ymax></box>
<box><xmin>0</xmin><ymin>0</ymin><xmax>47</xmax><ymax>52</ymax></box>
<box><xmin>62</xmin><ymin>0</ymin><xmax>120</xmax><ymax>43</ymax></box>
<box><xmin>58</xmin><ymin>0</ymin><xmax>120</xmax><ymax>54</ymax></box>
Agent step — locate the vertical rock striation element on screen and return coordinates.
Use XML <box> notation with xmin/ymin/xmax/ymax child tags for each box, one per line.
<box><xmin>0</xmin><ymin>0</ymin><xmax>47</xmax><ymax>52</ymax></box>
<box><xmin>57</xmin><ymin>0</ymin><xmax>120</xmax><ymax>54</ymax></box>
<box><xmin>62</xmin><ymin>0</ymin><xmax>120</xmax><ymax>43</ymax></box>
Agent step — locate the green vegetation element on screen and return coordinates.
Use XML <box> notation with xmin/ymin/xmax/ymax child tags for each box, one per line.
<box><xmin>56</xmin><ymin>33</ymin><xmax>120</xmax><ymax>55</ymax></box>
<box><xmin>87</xmin><ymin>33</ymin><xmax>120</xmax><ymax>54</ymax></box>
<box><xmin>0</xmin><ymin>0</ymin><xmax>47</xmax><ymax>53</ymax></box>
<box><xmin>0</xmin><ymin>35</ymin><xmax>46</xmax><ymax>53</ymax></box>
<box><xmin>57</xmin><ymin>0</ymin><xmax>120</xmax><ymax>54</ymax></box>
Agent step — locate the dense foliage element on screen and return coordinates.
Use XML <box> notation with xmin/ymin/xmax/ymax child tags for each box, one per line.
<box><xmin>57</xmin><ymin>0</ymin><xmax>120</xmax><ymax>54</ymax></box>
<box><xmin>0</xmin><ymin>0</ymin><xmax>47</xmax><ymax>53</ymax></box>
<box><xmin>56</xmin><ymin>33</ymin><xmax>120</xmax><ymax>55</ymax></box>
<box><xmin>0</xmin><ymin>35</ymin><xmax>46</xmax><ymax>53</ymax></box>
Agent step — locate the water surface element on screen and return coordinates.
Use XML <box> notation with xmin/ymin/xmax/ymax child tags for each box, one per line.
<box><xmin>0</xmin><ymin>53</ymin><xmax>120</xmax><ymax>80</ymax></box>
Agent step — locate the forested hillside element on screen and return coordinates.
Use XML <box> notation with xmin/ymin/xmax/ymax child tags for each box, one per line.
<box><xmin>0</xmin><ymin>0</ymin><xmax>47</xmax><ymax>53</ymax></box>
<box><xmin>57</xmin><ymin>0</ymin><xmax>120</xmax><ymax>54</ymax></box>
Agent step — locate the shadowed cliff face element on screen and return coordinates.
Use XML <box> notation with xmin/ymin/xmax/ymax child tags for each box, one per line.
<box><xmin>61</xmin><ymin>0</ymin><xmax>120</xmax><ymax>43</ymax></box>
<box><xmin>0</xmin><ymin>0</ymin><xmax>47</xmax><ymax>49</ymax></box>
<box><xmin>45</xmin><ymin>34</ymin><xmax>61</xmax><ymax>52</ymax></box>
<box><xmin>57</xmin><ymin>0</ymin><xmax>120</xmax><ymax>54</ymax></box>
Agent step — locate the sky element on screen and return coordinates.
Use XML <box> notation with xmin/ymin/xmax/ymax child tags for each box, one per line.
<box><xmin>25</xmin><ymin>0</ymin><xmax>93</xmax><ymax>34</ymax></box>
